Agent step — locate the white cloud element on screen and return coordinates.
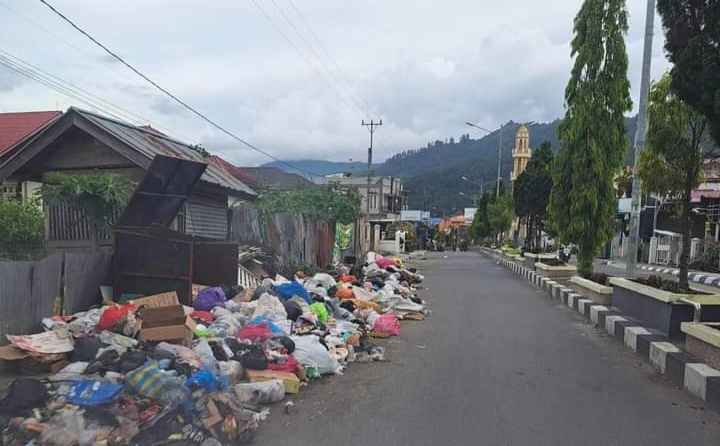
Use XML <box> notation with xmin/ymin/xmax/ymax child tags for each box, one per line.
<box><xmin>0</xmin><ymin>0</ymin><xmax>671</xmax><ymax>166</ymax></box>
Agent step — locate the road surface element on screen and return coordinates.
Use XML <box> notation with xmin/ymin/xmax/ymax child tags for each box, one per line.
<box><xmin>257</xmin><ymin>252</ymin><xmax>720</xmax><ymax>445</ymax></box>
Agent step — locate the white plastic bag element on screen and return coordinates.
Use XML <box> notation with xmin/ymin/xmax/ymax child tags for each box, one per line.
<box><xmin>291</xmin><ymin>335</ymin><xmax>342</xmax><ymax>375</ymax></box>
<box><xmin>251</xmin><ymin>294</ymin><xmax>287</xmax><ymax>320</ymax></box>
<box><xmin>234</xmin><ymin>380</ymin><xmax>285</xmax><ymax>404</ymax></box>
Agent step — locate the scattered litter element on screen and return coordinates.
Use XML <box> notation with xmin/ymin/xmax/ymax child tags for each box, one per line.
<box><xmin>0</xmin><ymin>251</ymin><xmax>428</xmax><ymax>445</ymax></box>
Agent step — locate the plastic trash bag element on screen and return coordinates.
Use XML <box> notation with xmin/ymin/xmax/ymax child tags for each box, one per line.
<box><xmin>290</xmin><ymin>335</ymin><xmax>342</xmax><ymax>375</ymax></box>
<box><xmin>237</xmin><ymin>323</ymin><xmax>274</xmax><ymax>342</ymax></box>
<box><xmin>194</xmin><ymin>287</ymin><xmax>227</xmax><ymax>311</ymax></box>
<box><xmin>95</xmin><ymin>303</ymin><xmax>137</xmax><ymax>333</ymax></box>
<box><xmin>238</xmin><ymin>344</ymin><xmax>268</xmax><ymax>370</ymax></box>
<box><xmin>373</xmin><ymin>315</ymin><xmax>400</xmax><ymax>336</ymax></box>
<box><xmin>217</xmin><ymin>360</ymin><xmax>244</xmax><ymax>384</ymax></box>
<box><xmin>193</xmin><ymin>339</ymin><xmax>217</xmax><ymax>368</ymax></box>
<box><xmin>275</xmin><ymin>281</ymin><xmax>312</xmax><ymax>305</ymax></box>
<box><xmin>60</xmin><ymin>380</ymin><xmax>124</xmax><ymax>406</ymax></box>
<box><xmin>251</xmin><ymin>294</ymin><xmax>287</xmax><ymax>320</ymax></box>
<box><xmin>309</xmin><ymin>302</ymin><xmax>329</xmax><ymax>323</ymax></box>
<box><xmin>234</xmin><ymin>380</ymin><xmax>285</xmax><ymax>404</ymax></box>
<box><xmin>248</xmin><ymin>316</ymin><xmax>285</xmax><ymax>334</ymax></box>
<box><xmin>185</xmin><ymin>368</ymin><xmax>222</xmax><ymax>391</ymax></box>
<box><xmin>125</xmin><ymin>361</ymin><xmax>190</xmax><ymax>406</ymax></box>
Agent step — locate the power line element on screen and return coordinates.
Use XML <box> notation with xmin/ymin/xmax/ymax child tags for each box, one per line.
<box><xmin>0</xmin><ymin>54</ymin><xmax>129</xmax><ymax>122</ymax></box>
<box><xmin>286</xmin><ymin>0</ymin><xmax>379</xmax><ymax>117</ymax></box>
<box><xmin>267</xmin><ymin>0</ymin><xmax>370</xmax><ymax>120</ymax></box>
<box><xmin>0</xmin><ymin>50</ymin><xmax>199</xmax><ymax>143</ymax></box>
<box><xmin>249</xmin><ymin>0</ymin><xmax>364</xmax><ymax>121</ymax></box>
<box><xmin>283</xmin><ymin>0</ymin><xmax>402</xmax><ymax>157</ymax></box>
<box><xmin>0</xmin><ymin>1</ymin><xmax>140</xmax><ymax>85</ymax></box>
<box><xmin>36</xmin><ymin>0</ymin><xmax>320</xmax><ymax>177</ymax></box>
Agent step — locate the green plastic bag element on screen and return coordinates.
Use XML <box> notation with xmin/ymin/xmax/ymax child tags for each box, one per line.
<box><xmin>310</xmin><ymin>302</ymin><xmax>329</xmax><ymax>323</ymax></box>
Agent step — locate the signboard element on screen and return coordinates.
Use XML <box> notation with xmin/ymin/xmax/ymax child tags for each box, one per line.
<box><xmin>401</xmin><ymin>210</ymin><xmax>423</xmax><ymax>221</ymax></box>
<box><xmin>618</xmin><ymin>198</ymin><xmax>632</xmax><ymax>213</ymax></box>
<box><xmin>464</xmin><ymin>208</ymin><xmax>478</xmax><ymax>223</ymax></box>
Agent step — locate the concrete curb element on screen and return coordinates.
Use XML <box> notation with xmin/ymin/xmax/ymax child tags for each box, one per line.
<box><xmin>606</xmin><ymin>261</ymin><xmax>720</xmax><ymax>289</ymax></box>
<box><xmin>484</xmin><ymin>249</ymin><xmax>720</xmax><ymax>412</ymax></box>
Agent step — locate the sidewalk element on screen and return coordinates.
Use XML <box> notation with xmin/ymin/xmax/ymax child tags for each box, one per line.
<box><xmin>601</xmin><ymin>260</ymin><xmax>720</xmax><ymax>288</ymax></box>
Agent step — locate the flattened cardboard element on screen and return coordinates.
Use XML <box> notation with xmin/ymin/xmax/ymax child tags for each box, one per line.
<box><xmin>0</xmin><ymin>345</ymin><xmax>30</xmax><ymax>361</ymax></box>
<box><xmin>245</xmin><ymin>369</ymin><xmax>300</xmax><ymax>394</ymax></box>
<box><xmin>132</xmin><ymin>292</ymin><xmax>180</xmax><ymax>309</ymax></box>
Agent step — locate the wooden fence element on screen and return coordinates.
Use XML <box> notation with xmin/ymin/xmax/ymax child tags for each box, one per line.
<box><xmin>231</xmin><ymin>204</ymin><xmax>335</xmax><ymax>274</ymax></box>
<box><xmin>0</xmin><ymin>252</ymin><xmax>111</xmax><ymax>342</ymax></box>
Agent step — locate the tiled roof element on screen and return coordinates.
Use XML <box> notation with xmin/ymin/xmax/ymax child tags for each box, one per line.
<box><xmin>0</xmin><ymin>111</ymin><xmax>61</xmax><ymax>153</ymax></box>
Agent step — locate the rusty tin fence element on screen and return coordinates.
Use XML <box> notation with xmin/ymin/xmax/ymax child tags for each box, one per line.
<box><xmin>0</xmin><ymin>252</ymin><xmax>111</xmax><ymax>342</ymax></box>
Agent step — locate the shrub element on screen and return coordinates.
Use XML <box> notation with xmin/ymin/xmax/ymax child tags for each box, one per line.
<box><xmin>0</xmin><ymin>198</ymin><xmax>44</xmax><ymax>259</ymax></box>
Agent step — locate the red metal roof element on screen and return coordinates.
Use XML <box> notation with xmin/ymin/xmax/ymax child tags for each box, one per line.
<box><xmin>208</xmin><ymin>156</ymin><xmax>259</xmax><ymax>186</ymax></box>
<box><xmin>0</xmin><ymin>111</ymin><xmax>61</xmax><ymax>153</ymax></box>
<box><xmin>692</xmin><ymin>190</ymin><xmax>720</xmax><ymax>203</ymax></box>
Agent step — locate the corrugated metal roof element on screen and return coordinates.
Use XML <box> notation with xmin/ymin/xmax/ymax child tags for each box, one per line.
<box><xmin>72</xmin><ymin>108</ymin><xmax>256</xmax><ymax>197</ymax></box>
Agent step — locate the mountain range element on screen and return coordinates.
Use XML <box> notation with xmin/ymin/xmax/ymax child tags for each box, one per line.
<box><xmin>262</xmin><ymin>116</ymin><xmax>638</xmax><ymax>215</ymax></box>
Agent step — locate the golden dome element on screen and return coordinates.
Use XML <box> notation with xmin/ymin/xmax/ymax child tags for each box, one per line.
<box><xmin>517</xmin><ymin>124</ymin><xmax>529</xmax><ymax>135</ymax></box>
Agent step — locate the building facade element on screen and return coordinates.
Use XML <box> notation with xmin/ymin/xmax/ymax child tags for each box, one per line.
<box><xmin>315</xmin><ymin>174</ymin><xmax>407</xmax><ymax>222</ymax></box>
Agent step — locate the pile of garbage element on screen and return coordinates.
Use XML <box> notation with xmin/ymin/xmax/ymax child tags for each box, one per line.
<box><xmin>0</xmin><ymin>251</ymin><xmax>427</xmax><ymax>445</ymax></box>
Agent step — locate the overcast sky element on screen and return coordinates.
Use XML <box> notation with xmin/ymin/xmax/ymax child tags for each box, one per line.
<box><xmin>0</xmin><ymin>0</ymin><xmax>670</xmax><ymax>166</ymax></box>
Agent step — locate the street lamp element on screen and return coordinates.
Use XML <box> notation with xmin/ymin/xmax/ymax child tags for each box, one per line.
<box><xmin>461</xmin><ymin>176</ymin><xmax>503</xmax><ymax>196</ymax></box>
<box><xmin>458</xmin><ymin>192</ymin><xmax>478</xmax><ymax>204</ymax></box>
<box><xmin>466</xmin><ymin>121</ymin><xmax>504</xmax><ymax>197</ymax></box>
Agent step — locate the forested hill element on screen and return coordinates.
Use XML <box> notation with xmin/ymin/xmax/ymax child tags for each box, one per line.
<box><xmin>380</xmin><ymin>120</ymin><xmax>561</xmax><ymax>179</ymax></box>
<box><xmin>399</xmin><ymin>116</ymin><xmax>637</xmax><ymax>213</ymax></box>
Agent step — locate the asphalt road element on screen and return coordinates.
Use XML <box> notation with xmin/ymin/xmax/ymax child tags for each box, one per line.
<box><xmin>257</xmin><ymin>252</ymin><xmax>720</xmax><ymax>446</ymax></box>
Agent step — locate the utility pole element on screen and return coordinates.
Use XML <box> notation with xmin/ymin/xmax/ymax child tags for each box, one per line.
<box><xmin>496</xmin><ymin>125</ymin><xmax>503</xmax><ymax>197</ymax></box>
<box><xmin>626</xmin><ymin>0</ymin><xmax>655</xmax><ymax>279</ymax></box>
<box><xmin>480</xmin><ymin>177</ymin><xmax>484</xmax><ymax>196</ymax></box>
<box><xmin>362</xmin><ymin>119</ymin><xmax>382</xmax><ymax>219</ymax></box>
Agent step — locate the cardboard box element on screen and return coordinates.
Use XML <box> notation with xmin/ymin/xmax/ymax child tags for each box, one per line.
<box><xmin>132</xmin><ymin>292</ymin><xmax>181</xmax><ymax>308</ymax></box>
<box><xmin>140</xmin><ymin>305</ymin><xmax>186</xmax><ymax>328</ymax></box>
<box><xmin>135</xmin><ymin>292</ymin><xmax>196</xmax><ymax>346</ymax></box>
<box><xmin>245</xmin><ymin>369</ymin><xmax>300</xmax><ymax>394</ymax></box>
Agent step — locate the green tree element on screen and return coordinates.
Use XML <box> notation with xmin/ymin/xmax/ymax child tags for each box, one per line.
<box><xmin>548</xmin><ymin>0</ymin><xmax>633</xmax><ymax>274</ymax></box>
<box><xmin>637</xmin><ymin>73</ymin><xmax>712</xmax><ymax>291</ymax></box>
<box><xmin>488</xmin><ymin>193</ymin><xmax>514</xmax><ymax>242</ymax></box>
<box><xmin>657</xmin><ymin>1</ymin><xmax>720</xmax><ymax>145</ymax></box>
<box><xmin>39</xmin><ymin>173</ymin><xmax>135</xmax><ymax>250</ymax></box>
<box><xmin>256</xmin><ymin>184</ymin><xmax>360</xmax><ymax>224</ymax></box>
<box><xmin>470</xmin><ymin>191</ymin><xmax>493</xmax><ymax>242</ymax></box>
<box><xmin>0</xmin><ymin>198</ymin><xmax>44</xmax><ymax>259</ymax></box>
<box><xmin>514</xmin><ymin>141</ymin><xmax>554</xmax><ymax>251</ymax></box>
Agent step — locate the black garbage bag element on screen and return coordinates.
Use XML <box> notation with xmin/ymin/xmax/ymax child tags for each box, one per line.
<box><xmin>209</xmin><ymin>339</ymin><xmax>229</xmax><ymax>362</ymax></box>
<box><xmin>283</xmin><ymin>300</ymin><xmax>303</xmax><ymax>322</ymax></box>
<box><xmin>238</xmin><ymin>344</ymin><xmax>268</xmax><ymax>370</ymax></box>
<box><xmin>0</xmin><ymin>379</ymin><xmax>49</xmax><ymax>414</ymax></box>
<box><xmin>251</xmin><ymin>285</ymin><xmax>267</xmax><ymax>301</ymax></box>
<box><xmin>221</xmin><ymin>284</ymin><xmax>244</xmax><ymax>300</ymax></box>
<box><xmin>115</xmin><ymin>350</ymin><xmax>149</xmax><ymax>373</ymax></box>
<box><xmin>85</xmin><ymin>349</ymin><xmax>121</xmax><ymax>374</ymax></box>
<box><xmin>72</xmin><ymin>337</ymin><xmax>109</xmax><ymax>362</ymax></box>
<box><xmin>223</xmin><ymin>337</ymin><xmax>243</xmax><ymax>356</ymax></box>
<box><xmin>340</xmin><ymin>300</ymin><xmax>357</xmax><ymax>312</ymax></box>
<box><xmin>272</xmin><ymin>336</ymin><xmax>295</xmax><ymax>354</ymax></box>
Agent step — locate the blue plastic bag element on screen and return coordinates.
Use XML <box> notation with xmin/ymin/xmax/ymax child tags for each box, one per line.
<box><xmin>62</xmin><ymin>380</ymin><xmax>124</xmax><ymax>406</ymax></box>
<box><xmin>194</xmin><ymin>287</ymin><xmax>226</xmax><ymax>311</ymax></box>
<box><xmin>185</xmin><ymin>368</ymin><xmax>224</xmax><ymax>392</ymax></box>
<box><xmin>275</xmin><ymin>282</ymin><xmax>311</xmax><ymax>305</ymax></box>
<box><xmin>249</xmin><ymin>316</ymin><xmax>285</xmax><ymax>334</ymax></box>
